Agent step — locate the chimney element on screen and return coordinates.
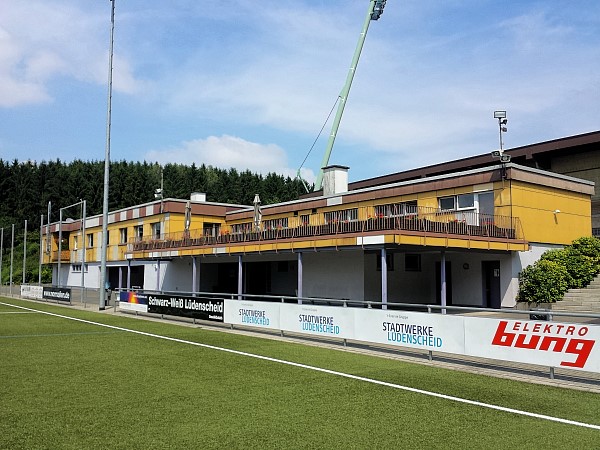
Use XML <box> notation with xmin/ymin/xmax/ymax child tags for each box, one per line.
<box><xmin>322</xmin><ymin>165</ymin><xmax>349</xmax><ymax>196</ymax></box>
<box><xmin>190</xmin><ymin>192</ymin><xmax>206</xmax><ymax>202</ymax></box>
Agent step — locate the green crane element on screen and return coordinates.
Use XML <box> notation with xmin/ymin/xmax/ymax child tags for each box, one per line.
<box><xmin>312</xmin><ymin>0</ymin><xmax>387</xmax><ymax>191</ymax></box>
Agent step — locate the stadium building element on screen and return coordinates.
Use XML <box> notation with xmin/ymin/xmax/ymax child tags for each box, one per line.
<box><xmin>41</xmin><ymin>133</ymin><xmax>597</xmax><ymax>309</ymax></box>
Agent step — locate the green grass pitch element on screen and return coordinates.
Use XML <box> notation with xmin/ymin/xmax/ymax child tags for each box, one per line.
<box><xmin>0</xmin><ymin>297</ymin><xmax>598</xmax><ymax>449</ymax></box>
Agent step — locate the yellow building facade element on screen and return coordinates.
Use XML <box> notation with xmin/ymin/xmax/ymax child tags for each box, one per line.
<box><xmin>42</xmin><ymin>163</ymin><xmax>593</xmax><ymax>308</ymax></box>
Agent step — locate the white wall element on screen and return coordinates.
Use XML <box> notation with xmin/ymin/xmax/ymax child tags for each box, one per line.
<box><xmin>504</xmin><ymin>243</ymin><xmax>563</xmax><ymax>307</ymax></box>
<box><xmin>303</xmin><ymin>250</ymin><xmax>364</xmax><ymax>300</ymax></box>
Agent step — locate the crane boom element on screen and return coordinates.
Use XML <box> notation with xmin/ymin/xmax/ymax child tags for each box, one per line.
<box><xmin>314</xmin><ymin>0</ymin><xmax>387</xmax><ymax>191</ymax></box>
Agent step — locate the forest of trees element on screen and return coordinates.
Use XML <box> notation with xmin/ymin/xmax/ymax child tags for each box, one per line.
<box><xmin>0</xmin><ymin>158</ymin><xmax>308</xmax><ymax>284</ymax></box>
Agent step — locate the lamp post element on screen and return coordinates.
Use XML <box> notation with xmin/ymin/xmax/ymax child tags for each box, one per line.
<box><xmin>493</xmin><ymin>110</ymin><xmax>508</xmax><ymax>151</ymax></box>
<box><xmin>0</xmin><ymin>227</ymin><xmax>3</xmax><ymax>290</ymax></box>
<box><xmin>22</xmin><ymin>220</ymin><xmax>27</xmax><ymax>284</ymax></box>
<box><xmin>100</xmin><ymin>0</ymin><xmax>116</xmax><ymax>310</ymax></box>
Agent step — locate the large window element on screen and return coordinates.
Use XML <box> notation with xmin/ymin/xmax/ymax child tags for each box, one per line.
<box><xmin>87</xmin><ymin>233</ymin><xmax>94</xmax><ymax>248</ymax></box>
<box><xmin>119</xmin><ymin>227</ymin><xmax>128</xmax><ymax>244</ymax></box>
<box><xmin>374</xmin><ymin>201</ymin><xmax>417</xmax><ymax>217</ymax></box>
<box><xmin>134</xmin><ymin>225</ymin><xmax>143</xmax><ymax>240</ymax></box>
<box><xmin>324</xmin><ymin>208</ymin><xmax>358</xmax><ymax>224</ymax></box>
<box><xmin>439</xmin><ymin>193</ymin><xmax>484</xmax><ymax>211</ymax></box>
<box><xmin>263</xmin><ymin>217</ymin><xmax>289</xmax><ymax>231</ymax></box>
<box><xmin>152</xmin><ymin>222</ymin><xmax>161</xmax><ymax>239</ymax></box>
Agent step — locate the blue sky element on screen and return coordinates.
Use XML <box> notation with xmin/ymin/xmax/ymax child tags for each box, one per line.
<box><xmin>1</xmin><ymin>0</ymin><xmax>599</xmax><ymax>184</ymax></box>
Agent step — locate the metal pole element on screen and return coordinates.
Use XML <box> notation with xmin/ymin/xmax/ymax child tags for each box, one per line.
<box><xmin>100</xmin><ymin>0</ymin><xmax>116</xmax><ymax>310</ymax></box>
<box><xmin>81</xmin><ymin>200</ymin><xmax>86</xmax><ymax>290</ymax></box>
<box><xmin>314</xmin><ymin>0</ymin><xmax>379</xmax><ymax>190</ymax></box>
<box><xmin>22</xmin><ymin>220</ymin><xmax>27</xmax><ymax>284</ymax></box>
<box><xmin>58</xmin><ymin>208</ymin><xmax>63</xmax><ymax>287</ymax></box>
<box><xmin>39</xmin><ymin>216</ymin><xmax>43</xmax><ymax>285</ymax></box>
<box><xmin>381</xmin><ymin>248</ymin><xmax>387</xmax><ymax>310</ymax></box>
<box><xmin>0</xmin><ymin>227</ymin><xmax>4</xmax><ymax>289</ymax></box>
<box><xmin>10</xmin><ymin>224</ymin><xmax>14</xmax><ymax>295</ymax></box>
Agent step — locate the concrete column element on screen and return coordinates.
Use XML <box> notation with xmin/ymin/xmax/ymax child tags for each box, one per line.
<box><xmin>237</xmin><ymin>255</ymin><xmax>243</xmax><ymax>300</ymax></box>
<box><xmin>156</xmin><ymin>260</ymin><xmax>161</xmax><ymax>292</ymax></box>
<box><xmin>297</xmin><ymin>252</ymin><xmax>303</xmax><ymax>304</ymax></box>
<box><xmin>127</xmin><ymin>259</ymin><xmax>131</xmax><ymax>290</ymax></box>
<box><xmin>441</xmin><ymin>250</ymin><xmax>447</xmax><ymax>314</ymax></box>
<box><xmin>118</xmin><ymin>266</ymin><xmax>123</xmax><ymax>290</ymax></box>
<box><xmin>192</xmin><ymin>256</ymin><xmax>200</xmax><ymax>295</ymax></box>
<box><xmin>381</xmin><ymin>248</ymin><xmax>388</xmax><ymax>310</ymax></box>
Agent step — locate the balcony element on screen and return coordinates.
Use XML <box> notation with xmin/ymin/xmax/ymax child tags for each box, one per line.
<box><xmin>129</xmin><ymin>206</ymin><xmax>524</xmax><ymax>253</ymax></box>
<box><xmin>50</xmin><ymin>250</ymin><xmax>71</xmax><ymax>262</ymax></box>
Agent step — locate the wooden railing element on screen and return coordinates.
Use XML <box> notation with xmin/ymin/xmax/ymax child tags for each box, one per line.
<box><xmin>129</xmin><ymin>206</ymin><xmax>523</xmax><ymax>252</ymax></box>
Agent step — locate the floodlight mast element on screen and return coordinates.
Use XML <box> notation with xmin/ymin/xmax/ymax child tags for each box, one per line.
<box><xmin>314</xmin><ymin>0</ymin><xmax>387</xmax><ymax>191</ymax></box>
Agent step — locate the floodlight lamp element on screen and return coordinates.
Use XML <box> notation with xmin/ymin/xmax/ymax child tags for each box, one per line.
<box><xmin>493</xmin><ymin>110</ymin><xmax>507</xmax><ymax>119</ymax></box>
<box><xmin>500</xmin><ymin>154</ymin><xmax>511</xmax><ymax>163</ymax></box>
<box><xmin>371</xmin><ymin>0</ymin><xmax>387</xmax><ymax>20</ymax></box>
<box><xmin>491</xmin><ymin>150</ymin><xmax>502</xmax><ymax>158</ymax></box>
<box><xmin>501</xmin><ymin>127</ymin><xmax>508</xmax><ymax>132</ymax></box>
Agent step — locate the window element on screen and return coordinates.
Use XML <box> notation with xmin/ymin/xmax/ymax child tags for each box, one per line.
<box><xmin>152</xmin><ymin>222</ymin><xmax>161</xmax><ymax>239</ymax></box>
<box><xmin>87</xmin><ymin>233</ymin><xmax>94</xmax><ymax>248</ymax></box>
<box><xmin>119</xmin><ymin>227</ymin><xmax>128</xmax><ymax>244</ymax></box>
<box><xmin>73</xmin><ymin>235</ymin><xmax>78</xmax><ymax>250</ymax></box>
<box><xmin>439</xmin><ymin>197</ymin><xmax>456</xmax><ymax>211</ymax></box>
<box><xmin>134</xmin><ymin>225</ymin><xmax>143</xmax><ymax>240</ymax></box>
<box><xmin>374</xmin><ymin>201</ymin><xmax>417</xmax><ymax>218</ymax></box>
<box><xmin>263</xmin><ymin>217</ymin><xmax>288</xmax><ymax>230</ymax></box>
<box><xmin>231</xmin><ymin>222</ymin><xmax>252</xmax><ymax>234</ymax></box>
<box><xmin>405</xmin><ymin>254</ymin><xmax>421</xmax><ymax>272</ymax></box>
<box><xmin>457</xmin><ymin>193</ymin><xmax>474</xmax><ymax>209</ymax></box>
<box><xmin>324</xmin><ymin>208</ymin><xmax>358</xmax><ymax>224</ymax></box>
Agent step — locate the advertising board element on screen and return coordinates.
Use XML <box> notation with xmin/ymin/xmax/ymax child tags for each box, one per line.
<box><xmin>147</xmin><ymin>293</ymin><xmax>224</xmax><ymax>322</ymax></box>
<box><xmin>42</xmin><ymin>287</ymin><xmax>71</xmax><ymax>303</ymax></box>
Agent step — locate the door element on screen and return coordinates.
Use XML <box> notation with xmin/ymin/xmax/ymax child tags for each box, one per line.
<box><xmin>482</xmin><ymin>261</ymin><xmax>501</xmax><ymax>308</ymax></box>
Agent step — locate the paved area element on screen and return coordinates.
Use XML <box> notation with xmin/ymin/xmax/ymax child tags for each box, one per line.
<box><xmin>6</xmin><ymin>294</ymin><xmax>600</xmax><ymax>393</ymax></box>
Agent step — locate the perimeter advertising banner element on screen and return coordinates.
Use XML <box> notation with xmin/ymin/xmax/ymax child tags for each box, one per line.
<box><xmin>464</xmin><ymin>317</ymin><xmax>600</xmax><ymax>373</ymax></box>
<box><xmin>354</xmin><ymin>309</ymin><xmax>466</xmax><ymax>354</ymax></box>
<box><xmin>119</xmin><ymin>291</ymin><xmax>149</xmax><ymax>313</ymax></box>
<box><xmin>42</xmin><ymin>287</ymin><xmax>71</xmax><ymax>303</ymax></box>
<box><xmin>224</xmin><ymin>300</ymin><xmax>281</xmax><ymax>330</ymax></box>
<box><xmin>20</xmin><ymin>285</ymin><xmax>43</xmax><ymax>300</ymax></box>
<box><xmin>279</xmin><ymin>303</ymin><xmax>355</xmax><ymax>339</ymax></box>
<box><xmin>147</xmin><ymin>293</ymin><xmax>224</xmax><ymax>322</ymax></box>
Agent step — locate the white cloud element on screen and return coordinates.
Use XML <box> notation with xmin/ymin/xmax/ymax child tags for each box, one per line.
<box><xmin>0</xmin><ymin>1</ymin><xmax>144</xmax><ymax>108</ymax></box>
<box><xmin>145</xmin><ymin>135</ymin><xmax>315</xmax><ymax>182</ymax></box>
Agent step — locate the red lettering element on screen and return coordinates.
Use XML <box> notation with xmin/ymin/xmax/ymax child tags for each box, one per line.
<box><xmin>533</xmin><ymin>323</ymin><xmax>541</xmax><ymax>333</ymax></box>
<box><xmin>513</xmin><ymin>322</ymin><xmax>521</xmax><ymax>331</ymax></box>
<box><xmin>515</xmin><ymin>334</ymin><xmax>540</xmax><ymax>349</ymax></box>
<box><xmin>578</xmin><ymin>327</ymin><xmax>589</xmax><ymax>337</ymax></box>
<box><xmin>522</xmin><ymin>322</ymin><xmax>530</xmax><ymax>332</ymax></box>
<box><xmin>492</xmin><ymin>321</ymin><xmax>514</xmax><ymax>346</ymax></box>
<box><xmin>543</xmin><ymin>324</ymin><xmax>552</xmax><ymax>334</ymax></box>
<box><xmin>566</xmin><ymin>326</ymin><xmax>575</xmax><ymax>336</ymax></box>
<box><xmin>560</xmin><ymin>339</ymin><xmax>595</xmax><ymax>368</ymax></box>
<box><xmin>555</xmin><ymin>325</ymin><xmax>564</xmax><ymax>334</ymax></box>
<box><xmin>539</xmin><ymin>336</ymin><xmax>567</xmax><ymax>352</ymax></box>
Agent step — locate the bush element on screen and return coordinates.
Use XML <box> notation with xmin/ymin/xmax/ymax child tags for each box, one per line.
<box><xmin>517</xmin><ymin>260</ymin><xmax>568</xmax><ymax>303</ymax></box>
<box><xmin>541</xmin><ymin>247</ymin><xmax>598</xmax><ymax>289</ymax></box>
<box><xmin>571</xmin><ymin>236</ymin><xmax>600</xmax><ymax>262</ymax></box>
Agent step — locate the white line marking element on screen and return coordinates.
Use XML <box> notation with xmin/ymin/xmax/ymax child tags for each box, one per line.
<box><xmin>2</xmin><ymin>301</ymin><xmax>599</xmax><ymax>431</ymax></box>
<box><xmin>0</xmin><ymin>311</ymin><xmax>38</xmax><ymax>314</ymax></box>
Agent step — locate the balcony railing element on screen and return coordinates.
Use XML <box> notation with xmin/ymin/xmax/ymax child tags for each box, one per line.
<box><xmin>129</xmin><ymin>206</ymin><xmax>523</xmax><ymax>253</ymax></box>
